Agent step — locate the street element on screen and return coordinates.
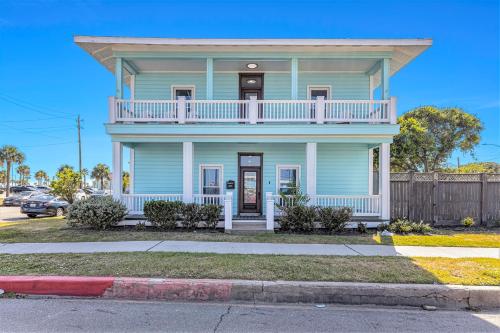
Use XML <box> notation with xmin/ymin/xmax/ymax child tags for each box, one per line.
<box><xmin>0</xmin><ymin>298</ymin><xmax>498</xmax><ymax>332</ymax></box>
<box><xmin>0</xmin><ymin>206</ymin><xmax>26</xmax><ymax>223</ymax></box>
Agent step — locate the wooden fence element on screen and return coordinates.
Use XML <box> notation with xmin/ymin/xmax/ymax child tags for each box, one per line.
<box><xmin>377</xmin><ymin>173</ymin><xmax>500</xmax><ymax>225</ymax></box>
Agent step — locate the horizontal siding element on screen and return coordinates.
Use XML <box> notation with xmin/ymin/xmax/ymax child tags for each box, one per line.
<box><xmin>317</xmin><ymin>143</ymin><xmax>369</xmax><ymax>195</ymax></box>
<box><xmin>135</xmin><ymin>73</ymin><xmax>206</xmax><ymax>100</ymax></box>
<box><xmin>264</xmin><ymin>73</ymin><xmax>292</xmax><ymax>99</ymax></box>
<box><xmin>298</xmin><ymin>73</ymin><xmax>369</xmax><ymax>99</ymax></box>
<box><xmin>213</xmin><ymin>73</ymin><xmax>239</xmax><ymax>99</ymax></box>
<box><xmin>134</xmin><ymin>143</ymin><xmax>183</xmax><ymax>194</ymax></box>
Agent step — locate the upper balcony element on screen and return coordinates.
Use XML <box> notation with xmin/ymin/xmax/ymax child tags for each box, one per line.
<box><xmin>108</xmin><ymin>97</ymin><xmax>397</xmax><ymax>125</ymax></box>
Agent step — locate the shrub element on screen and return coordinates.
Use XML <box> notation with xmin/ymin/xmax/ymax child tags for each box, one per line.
<box><xmin>143</xmin><ymin>200</ymin><xmax>183</xmax><ymax>230</ymax></box>
<box><xmin>357</xmin><ymin>222</ymin><xmax>367</xmax><ymax>234</ymax></box>
<box><xmin>182</xmin><ymin>203</ymin><xmax>203</xmax><ymax>230</ymax></box>
<box><xmin>279</xmin><ymin>205</ymin><xmax>316</xmax><ymax>232</ymax></box>
<box><xmin>410</xmin><ymin>221</ymin><xmax>433</xmax><ymax>234</ymax></box>
<box><xmin>203</xmin><ymin>204</ymin><xmax>222</xmax><ymax>229</ymax></box>
<box><xmin>135</xmin><ymin>221</ymin><xmax>147</xmax><ymax>231</ymax></box>
<box><xmin>67</xmin><ymin>196</ymin><xmax>126</xmax><ymax>230</ymax></box>
<box><xmin>462</xmin><ymin>216</ymin><xmax>475</xmax><ymax>228</ymax></box>
<box><xmin>316</xmin><ymin>206</ymin><xmax>352</xmax><ymax>233</ymax></box>
<box><xmin>386</xmin><ymin>218</ymin><xmax>432</xmax><ymax>235</ymax></box>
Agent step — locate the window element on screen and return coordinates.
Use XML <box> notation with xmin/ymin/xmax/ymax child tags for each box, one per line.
<box><xmin>239</xmin><ymin>155</ymin><xmax>261</xmax><ymax>167</ymax></box>
<box><xmin>172</xmin><ymin>86</ymin><xmax>195</xmax><ymax>113</ymax></box>
<box><xmin>307</xmin><ymin>86</ymin><xmax>331</xmax><ymax>100</ymax></box>
<box><xmin>276</xmin><ymin>165</ymin><xmax>300</xmax><ymax>195</ymax></box>
<box><xmin>200</xmin><ymin>165</ymin><xmax>223</xmax><ymax>195</ymax></box>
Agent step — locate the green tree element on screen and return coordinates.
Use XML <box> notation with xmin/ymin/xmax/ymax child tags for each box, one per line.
<box><xmin>50</xmin><ymin>168</ymin><xmax>81</xmax><ymax>203</ymax></box>
<box><xmin>35</xmin><ymin>170</ymin><xmax>49</xmax><ymax>185</ymax></box>
<box><xmin>91</xmin><ymin>163</ymin><xmax>111</xmax><ymax>190</ymax></box>
<box><xmin>0</xmin><ymin>145</ymin><xmax>25</xmax><ymax>195</ymax></box>
<box><xmin>57</xmin><ymin>164</ymin><xmax>74</xmax><ymax>173</ymax></box>
<box><xmin>16</xmin><ymin>165</ymin><xmax>31</xmax><ymax>185</ymax></box>
<box><xmin>81</xmin><ymin>168</ymin><xmax>89</xmax><ymax>187</ymax></box>
<box><xmin>441</xmin><ymin>162</ymin><xmax>500</xmax><ymax>174</ymax></box>
<box><xmin>0</xmin><ymin>170</ymin><xmax>6</xmax><ymax>185</ymax></box>
<box><xmin>391</xmin><ymin>106</ymin><xmax>482</xmax><ymax>172</ymax></box>
<box><xmin>122</xmin><ymin>171</ymin><xmax>130</xmax><ymax>193</ymax></box>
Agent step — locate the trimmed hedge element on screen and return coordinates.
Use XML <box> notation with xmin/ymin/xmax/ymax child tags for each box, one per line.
<box><xmin>67</xmin><ymin>196</ymin><xmax>127</xmax><ymax>230</ymax></box>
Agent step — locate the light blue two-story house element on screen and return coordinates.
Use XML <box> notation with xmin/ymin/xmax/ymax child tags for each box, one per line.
<box><xmin>75</xmin><ymin>36</ymin><xmax>431</xmax><ymax>231</ymax></box>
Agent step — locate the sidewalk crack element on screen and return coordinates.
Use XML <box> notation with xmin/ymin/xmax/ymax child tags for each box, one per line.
<box><xmin>214</xmin><ymin>305</ymin><xmax>231</xmax><ymax>333</ymax></box>
<box><xmin>145</xmin><ymin>241</ymin><xmax>164</xmax><ymax>252</ymax></box>
<box><xmin>344</xmin><ymin>244</ymin><xmax>363</xmax><ymax>256</ymax></box>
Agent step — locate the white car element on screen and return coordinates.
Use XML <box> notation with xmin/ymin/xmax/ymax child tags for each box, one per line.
<box><xmin>74</xmin><ymin>189</ymin><xmax>89</xmax><ymax>201</ymax></box>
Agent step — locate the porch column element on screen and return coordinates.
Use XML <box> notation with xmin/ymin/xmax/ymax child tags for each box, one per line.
<box><xmin>183</xmin><ymin>142</ymin><xmax>193</xmax><ymax>203</ymax></box>
<box><xmin>291</xmin><ymin>57</ymin><xmax>298</xmax><ymax>99</ymax></box>
<box><xmin>129</xmin><ymin>148</ymin><xmax>135</xmax><ymax>194</ymax></box>
<box><xmin>379</xmin><ymin>143</ymin><xmax>390</xmax><ymax>220</ymax></box>
<box><xmin>112</xmin><ymin>142</ymin><xmax>123</xmax><ymax>200</ymax></box>
<box><xmin>306</xmin><ymin>143</ymin><xmax>317</xmax><ymax>197</ymax></box>
<box><xmin>381</xmin><ymin>58</ymin><xmax>390</xmax><ymax>100</ymax></box>
<box><xmin>368</xmin><ymin>148</ymin><xmax>373</xmax><ymax>195</ymax></box>
<box><xmin>115</xmin><ymin>57</ymin><xmax>123</xmax><ymax>99</ymax></box>
<box><xmin>206</xmin><ymin>57</ymin><xmax>213</xmax><ymax>100</ymax></box>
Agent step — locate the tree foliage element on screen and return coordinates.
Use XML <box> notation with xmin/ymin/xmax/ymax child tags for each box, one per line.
<box><xmin>391</xmin><ymin>106</ymin><xmax>482</xmax><ymax>172</ymax></box>
<box><xmin>50</xmin><ymin>168</ymin><xmax>81</xmax><ymax>203</ymax></box>
<box><xmin>35</xmin><ymin>170</ymin><xmax>49</xmax><ymax>185</ymax></box>
<box><xmin>16</xmin><ymin>164</ymin><xmax>30</xmax><ymax>185</ymax></box>
<box><xmin>0</xmin><ymin>145</ymin><xmax>25</xmax><ymax>196</ymax></box>
<box><xmin>441</xmin><ymin>162</ymin><xmax>500</xmax><ymax>174</ymax></box>
<box><xmin>91</xmin><ymin>163</ymin><xmax>111</xmax><ymax>189</ymax></box>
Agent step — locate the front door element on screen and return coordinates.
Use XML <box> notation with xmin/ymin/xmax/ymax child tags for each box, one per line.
<box><xmin>238</xmin><ymin>154</ymin><xmax>262</xmax><ymax>214</ymax></box>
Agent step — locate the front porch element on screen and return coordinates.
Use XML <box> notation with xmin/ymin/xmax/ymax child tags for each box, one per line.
<box><xmin>111</xmin><ymin>141</ymin><xmax>391</xmax><ymax>231</ymax></box>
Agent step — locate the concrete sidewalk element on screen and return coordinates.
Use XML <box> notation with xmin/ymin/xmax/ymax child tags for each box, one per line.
<box><xmin>0</xmin><ymin>240</ymin><xmax>498</xmax><ymax>258</ymax></box>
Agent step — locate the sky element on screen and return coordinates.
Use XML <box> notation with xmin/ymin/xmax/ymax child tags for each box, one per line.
<box><xmin>0</xmin><ymin>0</ymin><xmax>499</xmax><ymax>180</ymax></box>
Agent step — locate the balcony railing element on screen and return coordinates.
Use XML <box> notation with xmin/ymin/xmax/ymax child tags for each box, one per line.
<box><xmin>109</xmin><ymin>96</ymin><xmax>397</xmax><ymax>124</ymax></box>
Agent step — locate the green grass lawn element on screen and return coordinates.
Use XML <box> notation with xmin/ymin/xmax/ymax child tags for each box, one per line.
<box><xmin>0</xmin><ymin>217</ymin><xmax>499</xmax><ymax>247</ymax></box>
<box><xmin>0</xmin><ymin>252</ymin><xmax>498</xmax><ymax>286</ymax></box>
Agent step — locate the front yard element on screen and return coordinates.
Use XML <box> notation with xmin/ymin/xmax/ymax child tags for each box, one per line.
<box><xmin>0</xmin><ymin>216</ymin><xmax>499</xmax><ymax>248</ymax></box>
<box><xmin>0</xmin><ymin>252</ymin><xmax>498</xmax><ymax>286</ymax></box>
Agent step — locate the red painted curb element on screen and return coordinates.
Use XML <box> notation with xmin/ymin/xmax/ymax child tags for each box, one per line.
<box><xmin>0</xmin><ymin>276</ymin><xmax>115</xmax><ymax>297</ymax></box>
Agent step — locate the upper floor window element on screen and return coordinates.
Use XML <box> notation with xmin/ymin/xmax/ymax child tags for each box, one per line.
<box><xmin>307</xmin><ymin>86</ymin><xmax>331</xmax><ymax>100</ymax></box>
<box><xmin>172</xmin><ymin>86</ymin><xmax>195</xmax><ymax>113</ymax></box>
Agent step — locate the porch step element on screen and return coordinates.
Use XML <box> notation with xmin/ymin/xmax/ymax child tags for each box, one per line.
<box><xmin>228</xmin><ymin>220</ymin><xmax>272</xmax><ymax>234</ymax></box>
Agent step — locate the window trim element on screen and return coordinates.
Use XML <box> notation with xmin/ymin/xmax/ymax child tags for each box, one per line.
<box><xmin>307</xmin><ymin>85</ymin><xmax>331</xmax><ymax>100</ymax></box>
<box><xmin>171</xmin><ymin>85</ymin><xmax>196</xmax><ymax>100</ymax></box>
<box><xmin>199</xmin><ymin>164</ymin><xmax>224</xmax><ymax>195</ymax></box>
<box><xmin>275</xmin><ymin>164</ymin><xmax>301</xmax><ymax>194</ymax></box>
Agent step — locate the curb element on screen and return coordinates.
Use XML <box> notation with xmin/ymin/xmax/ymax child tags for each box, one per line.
<box><xmin>0</xmin><ymin>276</ymin><xmax>499</xmax><ymax>310</ymax></box>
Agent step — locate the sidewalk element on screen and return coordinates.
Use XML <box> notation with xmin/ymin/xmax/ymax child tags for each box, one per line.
<box><xmin>0</xmin><ymin>240</ymin><xmax>498</xmax><ymax>258</ymax></box>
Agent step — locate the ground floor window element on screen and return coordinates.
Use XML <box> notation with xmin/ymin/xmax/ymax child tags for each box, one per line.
<box><xmin>276</xmin><ymin>165</ymin><xmax>300</xmax><ymax>194</ymax></box>
<box><xmin>200</xmin><ymin>164</ymin><xmax>223</xmax><ymax>195</ymax></box>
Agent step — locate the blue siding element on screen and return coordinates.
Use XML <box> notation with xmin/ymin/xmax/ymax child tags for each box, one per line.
<box><xmin>317</xmin><ymin>143</ymin><xmax>369</xmax><ymax>195</ymax></box>
<box><xmin>264</xmin><ymin>73</ymin><xmax>292</xmax><ymax>99</ymax></box>
<box><xmin>298</xmin><ymin>73</ymin><xmax>369</xmax><ymax>99</ymax></box>
<box><xmin>134</xmin><ymin>143</ymin><xmax>183</xmax><ymax>194</ymax></box>
<box><xmin>134</xmin><ymin>73</ymin><xmax>206</xmax><ymax>100</ymax></box>
<box><xmin>213</xmin><ymin>73</ymin><xmax>238</xmax><ymax>99</ymax></box>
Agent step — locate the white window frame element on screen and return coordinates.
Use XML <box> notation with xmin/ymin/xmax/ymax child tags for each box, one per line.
<box><xmin>276</xmin><ymin>164</ymin><xmax>301</xmax><ymax>194</ymax></box>
<box><xmin>307</xmin><ymin>85</ymin><xmax>331</xmax><ymax>100</ymax></box>
<box><xmin>171</xmin><ymin>85</ymin><xmax>196</xmax><ymax>100</ymax></box>
<box><xmin>199</xmin><ymin>164</ymin><xmax>224</xmax><ymax>195</ymax></box>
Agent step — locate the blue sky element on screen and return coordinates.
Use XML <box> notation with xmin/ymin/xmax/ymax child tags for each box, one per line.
<box><xmin>0</xmin><ymin>0</ymin><xmax>499</xmax><ymax>180</ymax></box>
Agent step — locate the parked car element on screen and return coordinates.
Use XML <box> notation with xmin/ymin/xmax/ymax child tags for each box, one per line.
<box><xmin>90</xmin><ymin>189</ymin><xmax>111</xmax><ymax>197</ymax></box>
<box><xmin>9</xmin><ymin>185</ymin><xmax>37</xmax><ymax>194</ymax></box>
<box><xmin>21</xmin><ymin>195</ymin><xmax>69</xmax><ymax>218</ymax></box>
<box><xmin>36</xmin><ymin>185</ymin><xmax>52</xmax><ymax>193</ymax></box>
<box><xmin>3</xmin><ymin>191</ymin><xmax>41</xmax><ymax>206</ymax></box>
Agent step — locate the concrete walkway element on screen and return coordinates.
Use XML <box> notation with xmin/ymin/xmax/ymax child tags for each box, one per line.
<box><xmin>0</xmin><ymin>240</ymin><xmax>498</xmax><ymax>258</ymax></box>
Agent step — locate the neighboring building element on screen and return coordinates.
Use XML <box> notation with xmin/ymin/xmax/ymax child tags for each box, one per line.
<box><xmin>75</xmin><ymin>36</ymin><xmax>431</xmax><ymax>231</ymax></box>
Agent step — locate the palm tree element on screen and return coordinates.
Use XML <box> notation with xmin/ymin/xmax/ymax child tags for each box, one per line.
<box><xmin>81</xmin><ymin>168</ymin><xmax>89</xmax><ymax>188</ymax></box>
<box><xmin>57</xmin><ymin>164</ymin><xmax>74</xmax><ymax>173</ymax></box>
<box><xmin>35</xmin><ymin>170</ymin><xmax>48</xmax><ymax>185</ymax></box>
<box><xmin>0</xmin><ymin>170</ymin><xmax>6</xmax><ymax>185</ymax></box>
<box><xmin>91</xmin><ymin>163</ymin><xmax>111</xmax><ymax>190</ymax></box>
<box><xmin>16</xmin><ymin>165</ymin><xmax>30</xmax><ymax>185</ymax></box>
<box><xmin>0</xmin><ymin>145</ymin><xmax>25</xmax><ymax>196</ymax></box>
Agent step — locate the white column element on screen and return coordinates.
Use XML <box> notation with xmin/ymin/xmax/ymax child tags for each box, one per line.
<box><xmin>224</xmin><ymin>191</ymin><xmax>233</xmax><ymax>231</ymax></box>
<box><xmin>183</xmin><ymin>142</ymin><xmax>193</xmax><ymax>203</ymax></box>
<box><xmin>368</xmin><ymin>148</ymin><xmax>373</xmax><ymax>195</ymax></box>
<box><xmin>129</xmin><ymin>148</ymin><xmax>135</xmax><ymax>194</ymax></box>
<box><xmin>379</xmin><ymin>143</ymin><xmax>390</xmax><ymax>220</ymax></box>
<box><xmin>266</xmin><ymin>192</ymin><xmax>274</xmax><ymax>231</ymax></box>
<box><xmin>248</xmin><ymin>96</ymin><xmax>258</xmax><ymax>124</ymax></box>
<box><xmin>306</xmin><ymin>143</ymin><xmax>317</xmax><ymax>197</ymax></box>
<box><xmin>112</xmin><ymin>142</ymin><xmax>123</xmax><ymax>199</ymax></box>
<box><xmin>291</xmin><ymin>57</ymin><xmax>298</xmax><ymax>99</ymax></box>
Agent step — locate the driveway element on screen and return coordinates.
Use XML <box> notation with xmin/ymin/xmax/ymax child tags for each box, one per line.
<box><xmin>0</xmin><ymin>206</ymin><xmax>27</xmax><ymax>222</ymax></box>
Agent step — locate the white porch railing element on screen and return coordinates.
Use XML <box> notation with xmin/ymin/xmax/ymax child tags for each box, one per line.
<box><xmin>272</xmin><ymin>194</ymin><xmax>381</xmax><ymax>217</ymax></box>
<box><xmin>193</xmin><ymin>194</ymin><xmax>225</xmax><ymax>205</ymax></box>
<box><xmin>121</xmin><ymin>194</ymin><xmax>183</xmax><ymax>215</ymax></box>
<box><xmin>109</xmin><ymin>97</ymin><xmax>396</xmax><ymax>124</ymax></box>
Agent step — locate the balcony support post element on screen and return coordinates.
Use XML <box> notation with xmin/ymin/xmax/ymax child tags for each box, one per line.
<box><xmin>390</xmin><ymin>96</ymin><xmax>397</xmax><ymax>124</ymax></box>
<box><xmin>183</xmin><ymin>142</ymin><xmax>193</xmax><ymax>203</ymax></box>
<box><xmin>381</xmin><ymin>58</ymin><xmax>390</xmax><ymax>100</ymax></box>
<box><xmin>108</xmin><ymin>96</ymin><xmax>116</xmax><ymax>123</ymax></box>
<box><xmin>129</xmin><ymin>148</ymin><xmax>135</xmax><ymax>194</ymax></box>
<box><xmin>266</xmin><ymin>192</ymin><xmax>274</xmax><ymax>231</ymax></box>
<box><xmin>206</xmin><ymin>57</ymin><xmax>213</xmax><ymax>100</ymax></box>
<box><xmin>178</xmin><ymin>96</ymin><xmax>186</xmax><ymax>124</ymax></box>
<box><xmin>291</xmin><ymin>57</ymin><xmax>298</xmax><ymax>99</ymax></box>
<box><xmin>130</xmin><ymin>74</ymin><xmax>135</xmax><ymax>115</ymax></box>
<box><xmin>368</xmin><ymin>148</ymin><xmax>373</xmax><ymax>195</ymax></box>
<box><xmin>315</xmin><ymin>96</ymin><xmax>325</xmax><ymax>124</ymax></box>
<box><xmin>379</xmin><ymin>143</ymin><xmax>391</xmax><ymax>220</ymax></box>
<box><xmin>306</xmin><ymin>143</ymin><xmax>317</xmax><ymax>199</ymax></box>
<box><xmin>112</xmin><ymin>142</ymin><xmax>123</xmax><ymax>200</ymax></box>
<box><xmin>115</xmin><ymin>57</ymin><xmax>123</xmax><ymax>99</ymax></box>
<box><xmin>249</xmin><ymin>96</ymin><xmax>258</xmax><ymax>124</ymax></box>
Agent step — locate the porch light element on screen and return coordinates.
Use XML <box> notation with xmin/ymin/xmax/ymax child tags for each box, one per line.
<box><xmin>246</xmin><ymin>79</ymin><xmax>257</xmax><ymax>84</ymax></box>
<box><xmin>246</xmin><ymin>63</ymin><xmax>258</xmax><ymax>69</ymax></box>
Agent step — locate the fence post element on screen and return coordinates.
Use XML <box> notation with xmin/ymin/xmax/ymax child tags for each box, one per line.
<box><xmin>224</xmin><ymin>192</ymin><xmax>233</xmax><ymax>232</ymax></box>
<box><xmin>249</xmin><ymin>96</ymin><xmax>258</xmax><ymax>124</ymax></box>
<box><xmin>432</xmin><ymin>172</ymin><xmax>439</xmax><ymax>225</ymax></box>
<box><xmin>480</xmin><ymin>173</ymin><xmax>488</xmax><ymax>225</ymax></box>
<box><xmin>315</xmin><ymin>96</ymin><xmax>325</xmax><ymax>124</ymax></box>
<box><xmin>266</xmin><ymin>192</ymin><xmax>274</xmax><ymax>231</ymax></box>
<box><xmin>408</xmin><ymin>171</ymin><xmax>414</xmax><ymax>221</ymax></box>
<box><xmin>108</xmin><ymin>96</ymin><xmax>116</xmax><ymax>123</ymax></box>
<box><xmin>178</xmin><ymin>96</ymin><xmax>186</xmax><ymax>124</ymax></box>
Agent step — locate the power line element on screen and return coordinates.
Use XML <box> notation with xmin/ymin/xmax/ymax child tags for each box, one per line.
<box><xmin>0</xmin><ymin>93</ymin><xmax>75</xmax><ymax>119</ymax></box>
<box><xmin>16</xmin><ymin>141</ymin><xmax>78</xmax><ymax>149</ymax></box>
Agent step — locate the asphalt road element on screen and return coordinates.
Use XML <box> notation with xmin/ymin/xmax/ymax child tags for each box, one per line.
<box><xmin>0</xmin><ymin>298</ymin><xmax>499</xmax><ymax>333</ymax></box>
<box><xmin>0</xmin><ymin>206</ymin><xmax>26</xmax><ymax>222</ymax></box>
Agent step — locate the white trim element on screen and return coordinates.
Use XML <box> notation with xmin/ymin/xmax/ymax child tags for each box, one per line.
<box><xmin>275</xmin><ymin>164</ymin><xmax>301</xmax><ymax>194</ymax></box>
<box><xmin>75</xmin><ymin>36</ymin><xmax>433</xmax><ymax>47</ymax></box>
<box><xmin>130</xmin><ymin>75</ymin><xmax>135</xmax><ymax>100</ymax></box>
<box><xmin>307</xmin><ymin>85</ymin><xmax>332</xmax><ymax>100</ymax></box>
<box><xmin>111</xmin><ymin>142</ymin><xmax>123</xmax><ymax>199</ymax></box>
<box><xmin>199</xmin><ymin>164</ymin><xmax>224</xmax><ymax>196</ymax></box>
<box><xmin>171</xmin><ymin>85</ymin><xmax>196</xmax><ymax>100</ymax></box>
<box><xmin>368</xmin><ymin>148</ymin><xmax>373</xmax><ymax>195</ymax></box>
<box><xmin>129</xmin><ymin>148</ymin><xmax>135</xmax><ymax>194</ymax></box>
<box><xmin>306</xmin><ymin>143</ymin><xmax>317</xmax><ymax>196</ymax></box>
<box><xmin>183</xmin><ymin>142</ymin><xmax>193</xmax><ymax>203</ymax></box>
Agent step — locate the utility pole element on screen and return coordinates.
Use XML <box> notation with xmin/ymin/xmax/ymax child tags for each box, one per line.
<box><xmin>77</xmin><ymin>115</ymin><xmax>83</xmax><ymax>188</ymax></box>
<box><xmin>457</xmin><ymin>156</ymin><xmax>461</xmax><ymax>169</ymax></box>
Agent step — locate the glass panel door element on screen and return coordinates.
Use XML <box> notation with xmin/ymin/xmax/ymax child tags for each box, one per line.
<box><xmin>243</xmin><ymin>171</ymin><xmax>257</xmax><ymax>205</ymax></box>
